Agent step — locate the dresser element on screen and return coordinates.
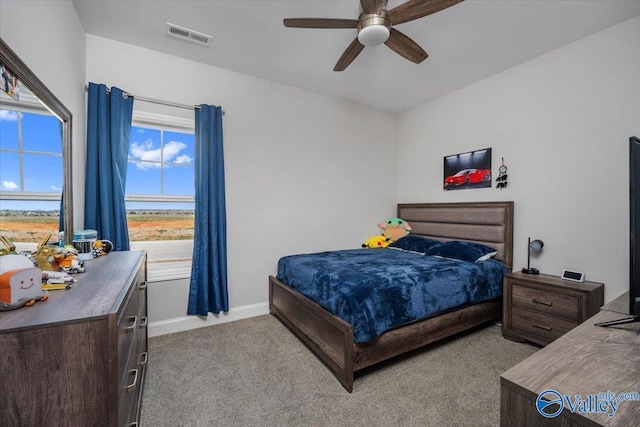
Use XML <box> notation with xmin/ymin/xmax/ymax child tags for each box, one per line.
<box><xmin>0</xmin><ymin>250</ymin><xmax>148</xmax><ymax>427</ymax></box>
<box><xmin>502</xmin><ymin>272</ymin><xmax>604</xmax><ymax>346</ymax></box>
<box><xmin>501</xmin><ymin>293</ymin><xmax>640</xmax><ymax>426</ymax></box>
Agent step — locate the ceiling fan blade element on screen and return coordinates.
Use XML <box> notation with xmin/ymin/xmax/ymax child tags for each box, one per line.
<box><xmin>360</xmin><ymin>0</ymin><xmax>383</xmax><ymax>14</ymax></box>
<box><xmin>283</xmin><ymin>18</ymin><xmax>358</xmax><ymax>29</ymax></box>
<box><xmin>384</xmin><ymin>28</ymin><xmax>428</xmax><ymax>64</ymax></box>
<box><xmin>333</xmin><ymin>38</ymin><xmax>365</xmax><ymax>71</ymax></box>
<box><xmin>388</xmin><ymin>0</ymin><xmax>464</xmax><ymax>25</ymax></box>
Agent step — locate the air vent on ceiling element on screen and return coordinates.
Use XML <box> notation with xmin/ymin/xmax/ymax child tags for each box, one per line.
<box><xmin>167</xmin><ymin>23</ymin><xmax>212</xmax><ymax>47</ymax></box>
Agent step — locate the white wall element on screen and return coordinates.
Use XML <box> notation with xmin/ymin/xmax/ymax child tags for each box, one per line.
<box><xmin>397</xmin><ymin>15</ymin><xmax>640</xmax><ymax>303</ymax></box>
<box><xmin>85</xmin><ymin>35</ymin><xmax>398</xmax><ymax>332</ymax></box>
<box><xmin>5</xmin><ymin>1</ymin><xmax>635</xmax><ymax>332</ymax></box>
<box><xmin>0</xmin><ymin>0</ymin><xmax>86</xmax><ymax>229</ymax></box>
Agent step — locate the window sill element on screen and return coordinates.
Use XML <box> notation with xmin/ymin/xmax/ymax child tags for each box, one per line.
<box><xmin>147</xmin><ymin>260</ymin><xmax>192</xmax><ymax>282</ymax></box>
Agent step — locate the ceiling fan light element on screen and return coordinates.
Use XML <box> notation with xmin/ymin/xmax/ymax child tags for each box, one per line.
<box><xmin>358</xmin><ymin>24</ymin><xmax>390</xmax><ymax>46</ymax></box>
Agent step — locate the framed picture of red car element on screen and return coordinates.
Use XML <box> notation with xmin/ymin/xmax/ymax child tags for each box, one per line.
<box><xmin>443</xmin><ymin>148</ymin><xmax>492</xmax><ymax>191</ymax></box>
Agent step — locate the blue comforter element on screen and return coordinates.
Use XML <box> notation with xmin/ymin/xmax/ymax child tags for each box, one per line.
<box><xmin>276</xmin><ymin>248</ymin><xmax>506</xmax><ymax>343</ymax></box>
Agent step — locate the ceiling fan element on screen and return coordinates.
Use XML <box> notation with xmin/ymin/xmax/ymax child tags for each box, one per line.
<box><xmin>283</xmin><ymin>0</ymin><xmax>464</xmax><ymax>71</ymax></box>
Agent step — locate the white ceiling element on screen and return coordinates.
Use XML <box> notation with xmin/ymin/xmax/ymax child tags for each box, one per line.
<box><xmin>72</xmin><ymin>0</ymin><xmax>640</xmax><ymax>113</ymax></box>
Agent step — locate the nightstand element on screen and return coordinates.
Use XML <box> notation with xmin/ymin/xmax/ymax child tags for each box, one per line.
<box><xmin>502</xmin><ymin>271</ymin><xmax>604</xmax><ymax>346</ymax></box>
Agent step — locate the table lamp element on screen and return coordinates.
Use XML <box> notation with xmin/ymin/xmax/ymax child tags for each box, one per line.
<box><xmin>522</xmin><ymin>237</ymin><xmax>544</xmax><ymax>274</ymax></box>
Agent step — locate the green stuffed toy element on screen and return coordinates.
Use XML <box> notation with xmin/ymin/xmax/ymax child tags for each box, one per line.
<box><xmin>361</xmin><ymin>217</ymin><xmax>411</xmax><ymax>248</ymax></box>
<box><xmin>362</xmin><ymin>235</ymin><xmax>391</xmax><ymax>248</ymax></box>
<box><xmin>378</xmin><ymin>217</ymin><xmax>412</xmax><ymax>241</ymax></box>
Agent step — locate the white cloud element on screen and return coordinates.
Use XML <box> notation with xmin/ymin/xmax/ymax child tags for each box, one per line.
<box><xmin>175</xmin><ymin>154</ymin><xmax>193</xmax><ymax>164</ymax></box>
<box><xmin>129</xmin><ymin>139</ymin><xmax>192</xmax><ymax>170</ymax></box>
<box><xmin>163</xmin><ymin>141</ymin><xmax>189</xmax><ymax>163</ymax></box>
<box><xmin>0</xmin><ymin>110</ymin><xmax>19</xmax><ymax>121</ymax></box>
<box><xmin>51</xmin><ymin>185</ymin><xmax>61</xmax><ymax>191</ymax></box>
<box><xmin>2</xmin><ymin>180</ymin><xmax>18</xmax><ymax>190</ymax></box>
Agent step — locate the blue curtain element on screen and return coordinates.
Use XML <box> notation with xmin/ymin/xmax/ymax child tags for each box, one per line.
<box><xmin>188</xmin><ymin>104</ymin><xmax>228</xmax><ymax>315</ymax></box>
<box><xmin>84</xmin><ymin>83</ymin><xmax>133</xmax><ymax>251</ymax></box>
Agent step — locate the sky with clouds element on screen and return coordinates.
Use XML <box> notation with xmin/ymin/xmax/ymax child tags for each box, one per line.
<box><xmin>126</xmin><ymin>126</ymin><xmax>195</xmax><ymax>196</ymax></box>
<box><xmin>0</xmin><ymin>114</ymin><xmax>195</xmax><ymax>212</ymax></box>
<box><xmin>0</xmin><ymin>110</ymin><xmax>63</xmax><ymax>197</ymax></box>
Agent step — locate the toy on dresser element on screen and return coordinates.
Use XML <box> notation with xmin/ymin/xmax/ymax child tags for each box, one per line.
<box><xmin>0</xmin><ymin>254</ymin><xmax>48</xmax><ymax>311</ymax></box>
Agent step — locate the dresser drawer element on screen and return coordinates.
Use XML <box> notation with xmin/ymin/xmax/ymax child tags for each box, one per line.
<box><xmin>512</xmin><ymin>307</ymin><xmax>577</xmax><ymax>344</ymax></box>
<box><xmin>134</xmin><ymin>291</ymin><xmax>148</xmax><ymax>377</ymax></box>
<box><xmin>117</xmin><ymin>287</ymin><xmax>139</xmax><ymax>384</ymax></box>
<box><xmin>132</xmin><ymin>361</ymin><xmax>147</xmax><ymax>426</ymax></box>
<box><xmin>136</xmin><ymin>264</ymin><xmax>147</xmax><ymax>313</ymax></box>
<box><xmin>136</xmin><ymin>292</ymin><xmax>148</xmax><ymax>358</ymax></box>
<box><xmin>512</xmin><ymin>284</ymin><xmax>578</xmax><ymax>321</ymax></box>
<box><xmin>118</xmin><ymin>363</ymin><xmax>141</xmax><ymax>427</ymax></box>
<box><xmin>119</xmin><ymin>342</ymin><xmax>147</xmax><ymax>427</ymax></box>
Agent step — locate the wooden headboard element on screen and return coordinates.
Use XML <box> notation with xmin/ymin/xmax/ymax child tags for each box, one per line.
<box><xmin>397</xmin><ymin>201</ymin><xmax>514</xmax><ymax>270</ymax></box>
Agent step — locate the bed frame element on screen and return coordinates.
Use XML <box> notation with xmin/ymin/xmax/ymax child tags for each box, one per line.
<box><xmin>269</xmin><ymin>201</ymin><xmax>514</xmax><ymax>392</ymax></box>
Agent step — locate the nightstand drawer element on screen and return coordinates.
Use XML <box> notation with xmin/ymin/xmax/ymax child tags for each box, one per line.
<box><xmin>512</xmin><ymin>307</ymin><xmax>577</xmax><ymax>343</ymax></box>
<box><xmin>512</xmin><ymin>284</ymin><xmax>578</xmax><ymax>321</ymax></box>
<box><xmin>503</xmin><ymin>272</ymin><xmax>604</xmax><ymax>347</ymax></box>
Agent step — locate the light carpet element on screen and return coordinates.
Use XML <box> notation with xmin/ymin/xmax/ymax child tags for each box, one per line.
<box><xmin>141</xmin><ymin>315</ymin><xmax>537</xmax><ymax>426</ymax></box>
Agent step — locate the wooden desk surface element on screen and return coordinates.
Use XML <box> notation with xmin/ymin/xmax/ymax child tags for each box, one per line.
<box><xmin>501</xmin><ymin>293</ymin><xmax>640</xmax><ymax>426</ymax></box>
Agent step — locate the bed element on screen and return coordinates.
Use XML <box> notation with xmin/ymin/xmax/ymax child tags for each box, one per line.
<box><xmin>269</xmin><ymin>201</ymin><xmax>514</xmax><ymax>392</ymax></box>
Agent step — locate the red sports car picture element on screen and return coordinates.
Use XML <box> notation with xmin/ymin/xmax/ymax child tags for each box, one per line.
<box><xmin>443</xmin><ymin>148</ymin><xmax>492</xmax><ymax>191</ymax></box>
<box><xmin>444</xmin><ymin>168</ymin><xmax>491</xmax><ymax>188</ymax></box>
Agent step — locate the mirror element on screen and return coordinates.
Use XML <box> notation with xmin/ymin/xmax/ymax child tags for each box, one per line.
<box><xmin>0</xmin><ymin>37</ymin><xmax>73</xmax><ymax>246</ymax></box>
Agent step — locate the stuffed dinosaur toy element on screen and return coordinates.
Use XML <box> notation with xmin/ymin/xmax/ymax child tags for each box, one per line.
<box><xmin>362</xmin><ymin>235</ymin><xmax>391</xmax><ymax>248</ymax></box>
<box><xmin>378</xmin><ymin>217</ymin><xmax>412</xmax><ymax>242</ymax></box>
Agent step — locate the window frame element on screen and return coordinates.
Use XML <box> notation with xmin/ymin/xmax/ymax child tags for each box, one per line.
<box><xmin>0</xmin><ymin>95</ymin><xmax>64</xmax><ymax>200</ymax></box>
<box><xmin>127</xmin><ymin>110</ymin><xmax>195</xmax><ymax>203</ymax></box>
<box><xmin>0</xmin><ymin>95</ymin><xmax>64</xmax><ymax>248</ymax></box>
<box><xmin>127</xmin><ymin>111</ymin><xmax>195</xmax><ymax>282</ymax></box>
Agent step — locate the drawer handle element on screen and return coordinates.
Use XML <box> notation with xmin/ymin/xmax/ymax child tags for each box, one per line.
<box><xmin>125</xmin><ymin>316</ymin><xmax>137</xmax><ymax>332</ymax></box>
<box><xmin>126</xmin><ymin>368</ymin><xmax>139</xmax><ymax>392</ymax></box>
<box><xmin>531</xmin><ymin>323</ymin><xmax>552</xmax><ymax>331</ymax></box>
<box><xmin>139</xmin><ymin>351</ymin><xmax>148</xmax><ymax>366</ymax></box>
<box><xmin>139</xmin><ymin>316</ymin><xmax>148</xmax><ymax>329</ymax></box>
<box><xmin>532</xmin><ymin>298</ymin><xmax>553</xmax><ymax>307</ymax></box>
<box><xmin>139</xmin><ymin>281</ymin><xmax>148</xmax><ymax>290</ymax></box>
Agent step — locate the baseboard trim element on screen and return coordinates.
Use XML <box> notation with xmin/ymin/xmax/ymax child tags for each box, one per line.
<box><xmin>148</xmin><ymin>302</ymin><xmax>270</xmax><ymax>338</ymax></box>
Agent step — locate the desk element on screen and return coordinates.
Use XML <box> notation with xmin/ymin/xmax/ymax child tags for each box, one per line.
<box><xmin>500</xmin><ymin>293</ymin><xmax>640</xmax><ymax>426</ymax></box>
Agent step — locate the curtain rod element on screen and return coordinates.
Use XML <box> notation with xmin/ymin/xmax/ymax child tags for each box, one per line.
<box><xmin>83</xmin><ymin>84</ymin><xmax>225</xmax><ymax>115</ymax></box>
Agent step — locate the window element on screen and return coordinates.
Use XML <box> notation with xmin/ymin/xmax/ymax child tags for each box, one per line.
<box><xmin>126</xmin><ymin>112</ymin><xmax>195</xmax><ymax>281</ymax></box>
<box><xmin>0</xmin><ymin>92</ymin><xmax>63</xmax><ymax>249</ymax></box>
